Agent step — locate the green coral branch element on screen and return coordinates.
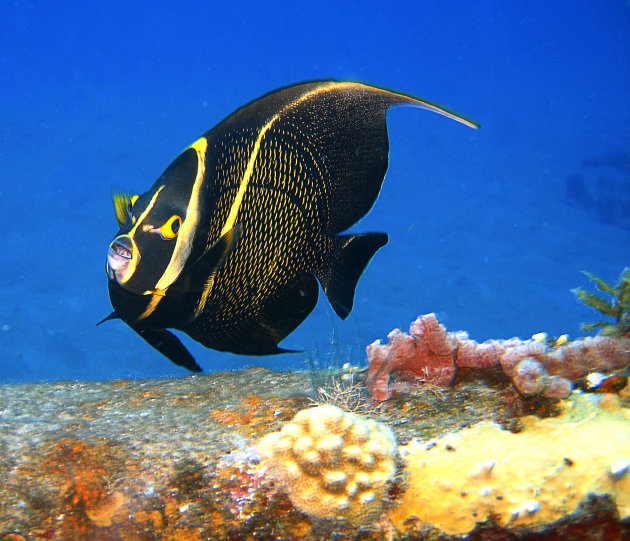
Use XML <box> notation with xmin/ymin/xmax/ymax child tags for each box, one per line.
<box><xmin>573</xmin><ymin>267</ymin><xmax>630</xmax><ymax>338</ymax></box>
<box><xmin>581</xmin><ymin>321</ymin><xmax>610</xmax><ymax>332</ymax></box>
<box><xmin>571</xmin><ymin>288</ymin><xmax>618</xmax><ymax>317</ymax></box>
<box><xmin>581</xmin><ymin>271</ymin><xmax>617</xmax><ymax>296</ymax></box>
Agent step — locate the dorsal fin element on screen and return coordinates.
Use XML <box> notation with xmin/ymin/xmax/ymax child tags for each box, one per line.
<box><xmin>209</xmin><ymin>81</ymin><xmax>479</xmax><ymax>235</ymax></box>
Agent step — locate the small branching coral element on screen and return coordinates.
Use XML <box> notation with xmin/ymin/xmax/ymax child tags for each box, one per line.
<box><xmin>309</xmin><ymin>371</ymin><xmax>381</xmax><ymax>416</ymax></box>
<box><xmin>572</xmin><ymin>267</ymin><xmax>630</xmax><ymax>337</ymax></box>
<box><xmin>304</xmin><ymin>327</ymin><xmax>378</xmax><ymax>415</ymax></box>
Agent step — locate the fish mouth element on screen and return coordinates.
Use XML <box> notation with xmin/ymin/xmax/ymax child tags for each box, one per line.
<box><xmin>107</xmin><ymin>236</ymin><xmax>137</xmax><ymax>282</ymax></box>
<box><xmin>109</xmin><ymin>241</ymin><xmax>132</xmax><ymax>261</ymax></box>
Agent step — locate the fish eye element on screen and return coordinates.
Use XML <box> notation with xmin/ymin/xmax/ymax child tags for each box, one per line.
<box><xmin>160</xmin><ymin>215</ymin><xmax>182</xmax><ymax>240</ymax></box>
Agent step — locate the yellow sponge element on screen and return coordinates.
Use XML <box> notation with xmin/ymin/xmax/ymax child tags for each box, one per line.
<box><xmin>389</xmin><ymin>392</ymin><xmax>630</xmax><ymax>535</ymax></box>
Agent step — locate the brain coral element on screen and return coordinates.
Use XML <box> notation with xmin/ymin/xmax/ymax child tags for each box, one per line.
<box><xmin>258</xmin><ymin>404</ymin><xmax>398</xmax><ymax>524</ymax></box>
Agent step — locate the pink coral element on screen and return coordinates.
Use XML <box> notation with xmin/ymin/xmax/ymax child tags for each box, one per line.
<box><xmin>365</xmin><ymin>314</ymin><xmax>457</xmax><ymax>401</ymax></box>
<box><xmin>365</xmin><ymin>313</ymin><xmax>630</xmax><ymax>401</ymax></box>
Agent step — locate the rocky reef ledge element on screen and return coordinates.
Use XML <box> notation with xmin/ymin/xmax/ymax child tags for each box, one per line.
<box><xmin>0</xmin><ymin>367</ymin><xmax>628</xmax><ymax>540</ymax></box>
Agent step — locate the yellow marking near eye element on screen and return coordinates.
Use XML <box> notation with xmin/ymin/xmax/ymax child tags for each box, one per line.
<box><xmin>154</xmin><ymin>137</ymin><xmax>208</xmax><ymax>292</ymax></box>
<box><xmin>130</xmin><ymin>186</ymin><xmax>165</xmax><ymax>237</ymax></box>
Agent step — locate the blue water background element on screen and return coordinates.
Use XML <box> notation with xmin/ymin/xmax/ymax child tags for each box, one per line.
<box><xmin>1</xmin><ymin>1</ymin><xmax>629</xmax><ymax>382</ymax></box>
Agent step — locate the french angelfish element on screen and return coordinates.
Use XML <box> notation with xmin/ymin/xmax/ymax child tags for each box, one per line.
<box><xmin>102</xmin><ymin>81</ymin><xmax>479</xmax><ymax>371</ymax></box>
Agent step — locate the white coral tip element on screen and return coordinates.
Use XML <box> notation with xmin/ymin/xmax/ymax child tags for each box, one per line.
<box><xmin>610</xmin><ymin>460</ymin><xmax>630</xmax><ymax>478</ymax></box>
<box><xmin>471</xmin><ymin>459</ymin><xmax>497</xmax><ymax>479</ymax></box>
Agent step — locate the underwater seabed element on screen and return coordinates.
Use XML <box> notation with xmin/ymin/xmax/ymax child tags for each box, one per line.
<box><xmin>0</xmin><ymin>354</ymin><xmax>629</xmax><ymax>540</ymax></box>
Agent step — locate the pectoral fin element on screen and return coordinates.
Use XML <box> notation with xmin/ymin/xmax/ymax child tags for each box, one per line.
<box><xmin>97</xmin><ymin>312</ymin><xmax>119</xmax><ymax>326</ymax></box>
<box><xmin>184</xmin><ymin>224</ymin><xmax>243</xmax><ymax>294</ymax></box>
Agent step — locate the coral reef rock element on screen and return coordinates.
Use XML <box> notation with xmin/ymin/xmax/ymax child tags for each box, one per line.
<box><xmin>1</xmin><ymin>370</ymin><xmax>629</xmax><ymax>539</ymax></box>
<box><xmin>366</xmin><ymin>313</ymin><xmax>630</xmax><ymax>401</ymax></box>
<box><xmin>389</xmin><ymin>392</ymin><xmax>630</xmax><ymax>536</ymax></box>
<box><xmin>258</xmin><ymin>404</ymin><xmax>398</xmax><ymax>525</ymax></box>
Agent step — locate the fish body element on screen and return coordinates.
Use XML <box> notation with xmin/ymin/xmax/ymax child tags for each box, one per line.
<box><xmin>103</xmin><ymin>81</ymin><xmax>478</xmax><ymax>371</ymax></box>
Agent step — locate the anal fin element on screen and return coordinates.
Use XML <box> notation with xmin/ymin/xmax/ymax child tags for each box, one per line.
<box><xmin>317</xmin><ymin>232</ymin><xmax>388</xmax><ymax>319</ymax></box>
